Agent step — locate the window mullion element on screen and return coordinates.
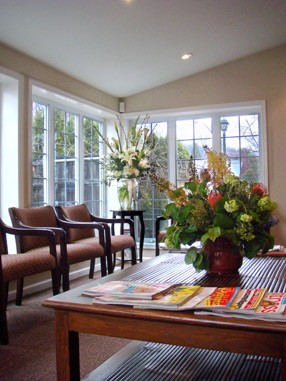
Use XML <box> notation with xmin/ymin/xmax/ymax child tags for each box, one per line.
<box><xmin>48</xmin><ymin>106</ymin><xmax>55</xmax><ymax>205</ymax></box>
<box><xmin>78</xmin><ymin>115</ymin><xmax>84</xmax><ymax>204</ymax></box>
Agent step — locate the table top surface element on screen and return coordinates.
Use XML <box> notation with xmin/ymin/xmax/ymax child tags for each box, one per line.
<box><xmin>43</xmin><ymin>253</ymin><xmax>286</xmax><ymax>332</ymax></box>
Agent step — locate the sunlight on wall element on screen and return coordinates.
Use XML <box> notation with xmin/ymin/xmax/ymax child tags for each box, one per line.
<box><xmin>0</xmin><ymin>69</ymin><xmax>19</xmax><ymax>250</ymax></box>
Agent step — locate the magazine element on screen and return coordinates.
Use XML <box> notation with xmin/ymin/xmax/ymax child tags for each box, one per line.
<box><xmin>82</xmin><ymin>281</ymin><xmax>180</xmax><ymax>300</ymax></box>
<box><xmin>194</xmin><ymin>287</ymin><xmax>240</xmax><ymax>312</ymax></box>
<box><xmin>229</xmin><ymin>288</ymin><xmax>267</xmax><ymax>314</ymax></box>
<box><xmin>255</xmin><ymin>292</ymin><xmax>286</xmax><ymax>316</ymax></box>
<box><xmin>133</xmin><ymin>287</ymin><xmax>217</xmax><ymax>311</ymax></box>
<box><xmin>195</xmin><ymin>292</ymin><xmax>286</xmax><ymax>322</ymax></box>
<box><xmin>93</xmin><ymin>285</ymin><xmax>202</xmax><ymax>310</ymax></box>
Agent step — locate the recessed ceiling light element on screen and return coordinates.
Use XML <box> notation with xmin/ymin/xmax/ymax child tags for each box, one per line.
<box><xmin>181</xmin><ymin>53</ymin><xmax>192</xmax><ymax>60</ymax></box>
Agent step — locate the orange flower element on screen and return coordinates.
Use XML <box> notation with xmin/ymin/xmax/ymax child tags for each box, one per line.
<box><xmin>251</xmin><ymin>183</ymin><xmax>268</xmax><ymax>197</ymax></box>
<box><xmin>208</xmin><ymin>191</ymin><xmax>222</xmax><ymax>208</ymax></box>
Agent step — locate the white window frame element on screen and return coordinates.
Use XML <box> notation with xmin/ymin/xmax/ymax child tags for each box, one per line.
<box><xmin>31</xmin><ymin>81</ymin><xmax>116</xmax><ymax>214</ymax></box>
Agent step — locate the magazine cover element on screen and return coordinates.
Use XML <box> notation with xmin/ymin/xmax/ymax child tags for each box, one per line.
<box><xmin>256</xmin><ymin>292</ymin><xmax>286</xmax><ymax>315</ymax></box>
<box><xmin>82</xmin><ymin>281</ymin><xmax>180</xmax><ymax>300</ymax></box>
<box><xmin>194</xmin><ymin>287</ymin><xmax>240</xmax><ymax>311</ymax></box>
<box><xmin>229</xmin><ymin>288</ymin><xmax>267</xmax><ymax>313</ymax></box>
<box><xmin>93</xmin><ymin>285</ymin><xmax>201</xmax><ymax>309</ymax></box>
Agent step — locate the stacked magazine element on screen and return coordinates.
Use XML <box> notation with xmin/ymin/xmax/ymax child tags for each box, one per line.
<box><xmin>82</xmin><ymin>281</ymin><xmax>286</xmax><ymax>321</ymax></box>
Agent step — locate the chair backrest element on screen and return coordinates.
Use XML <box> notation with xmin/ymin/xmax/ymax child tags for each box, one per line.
<box><xmin>56</xmin><ymin>204</ymin><xmax>95</xmax><ymax>243</ymax></box>
<box><xmin>0</xmin><ymin>220</ymin><xmax>8</xmax><ymax>255</ymax></box>
<box><xmin>9</xmin><ymin>206</ymin><xmax>58</xmax><ymax>252</ymax></box>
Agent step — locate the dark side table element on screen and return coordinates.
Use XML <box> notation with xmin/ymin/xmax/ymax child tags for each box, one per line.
<box><xmin>111</xmin><ymin>209</ymin><xmax>145</xmax><ymax>263</ymax></box>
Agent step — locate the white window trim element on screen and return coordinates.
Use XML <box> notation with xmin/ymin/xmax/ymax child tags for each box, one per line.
<box><xmin>30</xmin><ymin>80</ymin><xmax>117</xmax><ymax>212</ymax></box>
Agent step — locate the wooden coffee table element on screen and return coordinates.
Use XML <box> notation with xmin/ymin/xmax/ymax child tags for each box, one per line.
<box><xmin>43</xmin><ymin>253</ymin><xmax>286</xmax><ymax>381</ymax></box>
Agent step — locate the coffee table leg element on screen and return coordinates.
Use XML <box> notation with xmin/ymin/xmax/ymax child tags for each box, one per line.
<box><xmin>55</xmin><ymin>311</ymin><xmax>80</xmax><ymax>381</ymax></box>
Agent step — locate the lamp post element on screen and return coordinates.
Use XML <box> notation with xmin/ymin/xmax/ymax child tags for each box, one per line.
<box><xmin>220</xmin><ymin>119</ymin><xmax>229</xmax><ymax>154</ymax></box>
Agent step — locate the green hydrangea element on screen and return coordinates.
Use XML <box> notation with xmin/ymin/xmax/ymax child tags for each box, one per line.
<box><xmin>224</xmin><ymin>199</ymin><xmax>239</xmax><ymax>213</ymax></box>
<box><xmin>240</xmin><ymin>214</ymin><xmax>253</xmax><ymax>223</ymax></box>
<box><xmin>236</xmin><ymin>225</ymin><xmax>255</xmax><ymax>241</ymax></box>
<box><xmin>258</xmin><ymin>196</ymin><xmax>274</xmax><ymax>211</ymax></box>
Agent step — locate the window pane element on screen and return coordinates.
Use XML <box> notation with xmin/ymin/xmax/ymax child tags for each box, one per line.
<box><xmin>221</xmin><ymin>114</ymin><xmax>260</xmax><ymax>182</ymax></box>
<box><xmin>176</xmin><ymin>118</ymin><xmax>212</xmax><ymax>182</ymax></box>
<box><xmin>83</xmin><ymin>117</ymin><xmax>103</xmax><ymax>215</ymax></box>
<box><xmin>138</xmin><ymin>122</ymin><xmax>168</xmax><ymax>243</ymax></box>
<box><xmin>32</xmin><ymin>102</ymin><xmax>48</xmax><ymax>206</ymax></box>
<box><xmin>54</xmin><ymin>109</ymin><xmax>77</xmax><ymax>205</ymax></box>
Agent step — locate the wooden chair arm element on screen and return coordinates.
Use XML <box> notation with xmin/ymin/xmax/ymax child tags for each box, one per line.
<box><xmin>89</xmin><ymin>214</ymin><xmax>135</xmax><ymax>238</ymax></box>
<box><xmin>0</xmin><ymin>219</ymin><xmax>58</xmax><ymax>259</ymax></box>
<box><xmin>56</xmin><ymin>217</ymin><xmax>106</xmax><ymax>247</ymax></box>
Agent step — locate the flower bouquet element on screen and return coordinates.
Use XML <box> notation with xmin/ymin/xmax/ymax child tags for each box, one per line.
<box><xmin>162</xmin><ymin>147</ymin><xmax>278</xmax><ymax>272</ymax></box>
<box><xmin>96</xmin><ymin>115</ymin><xmax>155</xmax><ymax>209</ymax></box>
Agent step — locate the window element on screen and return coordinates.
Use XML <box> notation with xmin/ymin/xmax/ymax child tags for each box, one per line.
<box><xmin>176</xmin><ymin>118</ymin><xmax>212</xmax><ymax>184</ymax></box>
<box><xmin>32</xmin><ymin>102</ymin><xmax>48</xmax><ymax>206</ymax></box>
<box><xmin>221</xmin><ymin>114</ymin><xmax>260</xmax><ymax>182</ymax></box>
<box><xmin>138</xmin><ymin>122</ymin><xmax>168</xmax><ymax>243</ymax></box>
<box><xmin>32</xmin><ymin>90</ymin><xmax>106</xmax><ymax>215</ymax></box>
<box><xmin>175</xmin><ymin>114</ymin><xmax>261</xmax><ymax>184</ymax></box>
<box><xmin>54</xmin><ymin>109</ymin><xmax>78</xmax><ymax>206</ymax></box>
<box><xmin>32</xmin><ymin>91</ymin><xmax>266</xmax><ymax>246</ymax></box>
<box><xmin>83</xmin><ymin>117</ymin><xmax>103</xmax><ymax>215</ymax></box>
<box><xmin>133</xmin><ymin>103</ymin><xmax>266</xmax><ymax>244</ymax></box>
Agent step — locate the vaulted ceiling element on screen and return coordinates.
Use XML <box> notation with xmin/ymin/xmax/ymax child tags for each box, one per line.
<box><xmin>0</xmin><ymin>0</ymin><xmax>286</xmax><ymax>97</ymax></box>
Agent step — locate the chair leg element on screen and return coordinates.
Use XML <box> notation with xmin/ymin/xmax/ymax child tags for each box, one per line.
<box><xmin>16</xmin><ymin>278</ymin><xmax>24</xmax><ymax>306</ymax></box>
<box><xmin>106</xmin><ymin>252</ymin><xmax>114</xmax><ymax>275</ymax></box>
<box><xmin>0</xmin><ymin>307</ymin><xmax>9</xmax><ymax>345</ymax></box>
<box><xmin>62</xmin><ymin>265</ymin><xmax>70</xmax><ymax>292</ymax></box>
<box><xmin>4</xmin><ymin>282</ymin><xmax>9</xmax><ymax>306</ymax></box>
<box><xmin>131</xmin><ymin>246</ymin><xmax>137</xmax><ymax>266</ymax></box>
<box><xmin>0</xmin><ymin>285</ymin><xmax>9</xmax><ymax>345</ymax></box>
<box><xmin>100</xmin><ymin>256</ymin><xmax>107</xmax><ymax>277</ymax></box>
<box><xmin>121</xmin><ymin>250</ymin><xmax>125</xmax><ymax>269</ymax></box>
<box><xmin>51</xmin><ymin>269</ymin><xmax>60</xmax><ymax>295</ymax></box>
<box><xmin>155</xmin><ymin>240</ymin><xmax>160</xmax><ymax>256</ymax></box>
<box><xmin>89</xmin><ymin>258</ymin><xmax>95</xmax><ymax>279</ymax></box>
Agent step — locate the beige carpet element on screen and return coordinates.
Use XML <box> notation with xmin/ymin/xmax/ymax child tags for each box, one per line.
<box><xmin>0</xmin><ymin>273</ymin><xmax>130</xmax><ymax>381</ymax></box>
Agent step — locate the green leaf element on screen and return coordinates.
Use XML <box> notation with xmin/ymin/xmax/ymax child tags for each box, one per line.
<box><xmin>201</xmin><ymin>227</ymin><xmax>221</xmax><ymax>245</ymax></box>
<box><xmin>185</xmin><ymin>247</ymin><xmax>198</xmax><ymax>264</ymax></box>
<box><xmin>184</xmin><ymin>181</ymin><xmax>197</xmax><ymax>192</ymax></box>
<box><xmin>213</xmin><ymin>214</ymin><xmax>234</xmax><ymax>229</ymax></box>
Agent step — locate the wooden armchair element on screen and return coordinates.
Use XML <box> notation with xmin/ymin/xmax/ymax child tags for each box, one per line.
<box><xmin>55</xmin><ymin>204</ymin><xmax>137</xmax><ymax>274</ymax></box>
<box><xmin>0</xmin><ymin>218</ymin><xmax>60</xmax><ymax>345</ymax></box>
<box><xmin>9</xmin><ymin>205</ymin><xmax>106</xmax><ymax>295</ymax></box>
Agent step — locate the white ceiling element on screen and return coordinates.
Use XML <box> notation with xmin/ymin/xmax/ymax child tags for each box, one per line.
<box><xmin>0</xmin><ymin>0</ymin><xmax>286</xmax><ymax>98</ymax></box>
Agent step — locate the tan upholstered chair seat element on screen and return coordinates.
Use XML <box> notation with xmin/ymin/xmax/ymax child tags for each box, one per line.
<box><xmin>110</xmin><ymin>235</ymin><xmax>135</xmax><ymax>253</ymax></box>
<box><xmin>66</xmin><ymin>239</ymin><xmax>104</xmax><ymax>264</ymax></box>
<box><xmin>26</xmin><ymin>239</ymin><xmax>104</xmax><ymax>265</ymax></box>
<box><xmin>1</xmin><ymin>253</ymin><xmax>56</xmax><ymax>282</ymax></box>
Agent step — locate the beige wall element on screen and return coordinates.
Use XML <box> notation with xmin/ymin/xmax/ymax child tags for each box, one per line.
<box><xmin>0</xmin><ymin>42</ymin><xmax>118</xmax><ymax>111</ymax></box>
<box><xmin>0</xmin><ymin>42</ymin><xmax>118</xmax><ymax>207</ymax></box>
<box><xmin>126</xmin><ymin>44</ymin><xmax>286</xmax><ymax>245</ymax></box>
<box><xmin>1</xmin><ymin>42</ymin><xmax>286</xmax><ymax>245</ymax></box>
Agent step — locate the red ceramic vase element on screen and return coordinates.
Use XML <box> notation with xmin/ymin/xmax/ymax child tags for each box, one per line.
<box><xmin>204</xmin><ymin>237</ymin><xmax>243</xmax><ymax>275</ymax></box>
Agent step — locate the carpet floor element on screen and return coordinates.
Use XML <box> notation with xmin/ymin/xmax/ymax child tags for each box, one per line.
<box><xmin>0</xmin><ymin>272</ymin><xmax>130</xmax><ymax>381</ymax></box>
